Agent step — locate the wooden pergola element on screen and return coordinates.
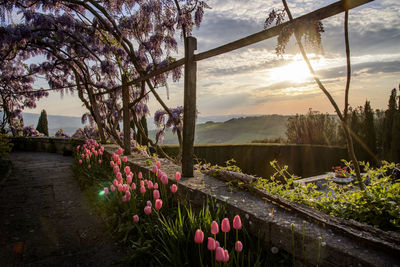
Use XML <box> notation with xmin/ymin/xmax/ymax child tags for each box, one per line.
<box><xmin>121</xmin><ymin>0</ymin><xmax>373</xmax><ymax>177</ymax></box>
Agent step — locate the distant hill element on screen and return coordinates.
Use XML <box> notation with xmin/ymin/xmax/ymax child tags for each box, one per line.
<box><xmin>21</xmin><ymin>113</ymin><xmax>87</xmax><ymax>136</ymax></box>
<box><xmin>2</xmin><ymin>112</ymin><xmax>288</xmax><ymax>142</ymax></box>
<box><xmin>149</xmin><ymin>115</ymin><xmax>289</xmax><ymax>144</ymax></box>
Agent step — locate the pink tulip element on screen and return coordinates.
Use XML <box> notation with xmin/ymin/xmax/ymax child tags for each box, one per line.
<box><xmin>138</xmin><ymin>172</ymin><xmax>143</xmax><ymax>179</ymax></box>
<box><xmin>155</xmin><ymin>199</ymin><xmax>163</xmax><ymax>210</ymax></box>
<box><xmin>110</xmin><ymin>185</ymin><xmax>116</xmax><ymax>192</ymax></box>
<box><xmin>140</xmin><ymin>186</ymin><xmax>146</xmax><ymax>194</ymax></box>
<box><xmin>81</xmin><ymin>153</ymin><xmax>84</xmax><ymax>159</ymax></box>
<box><xmin>144</xmin><ymin>205</ymin><xmax>151</xmax><ymax>215</ymax></box>
<box><xmin>110</xmin><ymin>161</ymin><xmax>115</xmax><ymax>167</ymax></box>
<box><xmin>104</xmin><ymin>187</ymin><xmax>109</xmax><ymax>195</ymax></box>
<box><xmin>122</xmin><ymin>195</ymin><xmax>127</xmax><ymax>202</ymax></box>
<box><xmin>131</xmin><ymin>183</ymin><xmax>136</xmax><ymax>190</ymax></box>
<box><xmin>123</xmin><ymin>184</ymin><xmax>129</xmax><ymax>192</ymax></box>
<box><xmin>125</xmin><ymin>190</ymin><xmax>131</xmax><ymax>198</ymax></box>
<box><xmin>194</xmin><ymin>229</ymin><xmax>204</xmax><ymax>244</ymax></box>
<box><xmin>114</xmin><ymin>166</ymin><xmax>119</xmax><ymax>174</ymax></box>
<box><xmin>216</xmin><ymin>247</ymin><xmax>224</xmax><ymax>262</ymax></box>
<box><xmin>147</xmin><ymin>181</ymin><xmax>153</xmax><ymax>189</ymax></box>
<box><xmin>124</xmin><ymin>166</ymin><xmax>131</xmax><ymax>174</ymax></box>
<box><xmin>98</xmin><ymin>159</ymin><xmax>102</xmax><ymax>164</ymax></box>
<box><xmin>94</xmin><ymin>151</ymin><xmax>98</xmax><ymax>157</ymax></box>
<box><xmin>87</xmin><ymin>164</ymin><xmax>91</xmax><ymax>169</ymax></box>
<box><xmin>116</xmin><ymin>158</ymin><xmax>121</xmax><ymax>165</ymax></box>
<box><xmin>122</xmin><ymin>156</ymin><xmax>128</xmax><ymax>163</ymax></box>
<box><xmin>223</xmin><ymin>249</ymin><xmax>229</xmax><ymax>262</ymax></box>
<box><xmin>78</xmin><ymin>159</ymin><xmax>82</xmax><ymax>164</ymax></box>
<box><xmin>133</xmin><ymin>215</ymin><xmax>139</xmax><ymax>223</ymax></box>
<box><xmin>235</xmin><ymin>241</ymin><xmax>243</xmax><ymax>252</ymax></box>
<box><xmin>221</xmin><ymin>218</ymin><xmax>230</xmax><ymax>233</ymax></box>
<box><xmin>140</xmin><ymin>180</ymin><xmax>144</xmax><ymax>187</ymax></box>
<box><xmin>211</xmin><ymin>221</ymin><xmax>219</xmax><ymax>235</ymax></box>
<box><xmin>127</xmin><ymin>175</ymin><xmax>132</xmax><ymax>185</ymax></box>
<box><xmin>233</xmin><ymin>215</ymin><xmax>242</xmax><ymax>230</ymax></box>
<box><xmin>157</xmin><ymin>170</ymin><xmax>162</xmax><ymax>178</ymax></box>
<box><xmin>146</xmin><ymin>200</ymin><xmax>152</xmax><ymax>207</ymax></box>
<box><xmin>116</xmin><ymin>172</ymin><xmax>122</xmax><ymax>180</ymax></box>
<box><xmin>170</xmin><ymin>184</ymin><xmax>178</xmax><ymax>193</ymax></box>
<box><xmin>152</xmin><ymin>165</ymin><xmax>158</xmax><ymax>174</ymax></box>
<box><xmin>76</xmin><ymin>145</ymin><xmax>80</xmax><ymax>151</ymax></box>
<box><xmin>154</xmin><ymin>183</ymin><xmax>159</xmax><ymax>189</ymax></box>
<box><xmin>118</xmin><ymin>184</ymin><xmax>123</xmax><ymax>192</ymax></box>
<box><xmin>117</xmin><ymin>147</ymin><xmax>123</xmax><ymax>155</ymax></box>
<box><xmin>207</xmin><ymin>237</ymin><xmax>216</xmax><ymax>251</ymax></box>
<box><xmin>153</xmin><ymin>190</ymin><xmax>160</xmax><ymax>200</ymax></box>
<box><xmin>175</xmin><ymin>171</ymin><xmax>181</xmax><ymax>181</ymax></box>
<box><xmin>161</xmin><ymin>174</ymin><xmax>168</xmax><ymax>185</ymax></box>
<box><xmin>156</xmin><ymin>161</ymin><xmax>161</xmax><ymax>169</ymax></box>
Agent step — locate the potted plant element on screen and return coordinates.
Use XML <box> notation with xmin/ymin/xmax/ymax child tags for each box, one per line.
<box><xmin>331</xmin><ymin>166</ymin><xmax>354</xmax><ymax>184</ymax></box>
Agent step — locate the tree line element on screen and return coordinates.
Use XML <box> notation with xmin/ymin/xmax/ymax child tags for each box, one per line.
<box><xmin>285</xmin><ymin>85</ymin><xmax>400</xmax><ymax>163</ymax></box>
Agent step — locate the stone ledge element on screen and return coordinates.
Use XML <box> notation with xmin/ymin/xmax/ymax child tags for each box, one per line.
<box><xmin>101</xmin><ymin>144</ymin><xmax>399</xmax><ymax>267</ymax></box>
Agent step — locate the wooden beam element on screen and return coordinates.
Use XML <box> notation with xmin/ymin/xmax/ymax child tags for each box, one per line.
<box><xmin>182</xmin><ymin>37</ymin><xmax>197</xmax><ymax>177</ymax></box>
<box><xmin>122</xmin><ymin>74</ymin><xmax>131</xmax><ymax>155</ymax></box>
<box><xmin>194</xmin><ymin>0</ymin><xmax>374</xmax><ymax>61</ymax></box>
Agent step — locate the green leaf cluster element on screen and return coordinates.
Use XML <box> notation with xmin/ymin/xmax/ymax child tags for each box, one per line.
<box><xmin>257</xmin><ymin>161</ymin><xmax>400</xmax><ymax>232</ymax></box>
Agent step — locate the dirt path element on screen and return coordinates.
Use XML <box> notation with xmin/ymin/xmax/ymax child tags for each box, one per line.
<box><xmin>0</xmin><ymin>152</ymin><xmax>127</xmax><ymax>266</ymax></box>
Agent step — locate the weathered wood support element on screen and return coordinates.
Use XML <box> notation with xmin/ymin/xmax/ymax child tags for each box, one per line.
<box><xmin>122</xmin><ymin>74</ymin><xmax>131</xmax><ymax>155</ymax></box>
<box><xmin>182</xmin><ymin>37</ymin><xmax>197</xmax><ymax>177</ymax></box>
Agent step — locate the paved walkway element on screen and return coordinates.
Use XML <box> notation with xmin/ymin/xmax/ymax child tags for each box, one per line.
<box><xmin>0</xmin><ymin>152</ymin><xmax>126</xmax><ymax>266</ymax></box>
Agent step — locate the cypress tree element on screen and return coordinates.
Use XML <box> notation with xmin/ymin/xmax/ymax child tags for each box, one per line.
<box><xmin>363</xmin><ymin>101</ymin><xmax>377</xmax><ymax>163</ymax></box>
<box><xmin>391</xmin><ymin>111</ymin><xmax>400</xmax><ymax>162</ymax></box>
<box><xmin>36</xmin><ymin>109</ymin><xmax>49</xmax><ymax>136</ymax></box>
<box><xmin>383</xmin><ymin>89</ymin><xmax>397</xmax><ymax>159</ymax></box>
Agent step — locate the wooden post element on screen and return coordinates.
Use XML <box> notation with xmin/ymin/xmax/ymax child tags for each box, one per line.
<box><xmin>122</xmin><ymin>74</ymin><xmax>131</xmax><ymax>155</ymax></box>
<box><xmin>182</xmin><ymin>37</ymin><xmax>197</xmax><ymax>177</ymax></box>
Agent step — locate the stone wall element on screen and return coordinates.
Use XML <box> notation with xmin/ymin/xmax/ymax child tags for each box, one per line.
<box><xmin>161</xmin><ymin>144</ymin><xmax>347</xmax><ymax>179</ymax></box>
<box><xmin>11</xmin><ymin>137</ymin><xmax>83</xmax><ymax>156</ymax></box>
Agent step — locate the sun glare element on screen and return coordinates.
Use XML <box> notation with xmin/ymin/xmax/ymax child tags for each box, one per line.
<box><xmin>270</xmin><ymin>60</ymin><xmax>312</xmax><ymax>83</ymax></box>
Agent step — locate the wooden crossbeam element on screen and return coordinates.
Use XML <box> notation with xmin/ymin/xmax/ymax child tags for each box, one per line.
<box><xmin>109</xmin><ymin>0</ymin><xmax>372</xmax><ymax>94</ymax></box>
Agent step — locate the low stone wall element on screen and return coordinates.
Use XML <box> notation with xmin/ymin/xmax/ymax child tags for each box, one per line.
<box><xmin>103</xmin><ymin>143</ymin><xmax>398</xmax><ymax>267</ymax></box>
<box><xmin>11</xmin><ymin>137</ymin><xmax>84</xmax><ymax>155</ymax></box>
<box><xmin>161</xmin><ymin>144</ymin><xmax>347</xmax><ymax>179</ymax></box>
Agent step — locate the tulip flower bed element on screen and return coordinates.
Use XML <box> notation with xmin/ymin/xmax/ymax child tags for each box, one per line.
<box><xmin>73</xmin><ymin>139</ymin><xmax>293</xmax><ymax>266</ymax></box>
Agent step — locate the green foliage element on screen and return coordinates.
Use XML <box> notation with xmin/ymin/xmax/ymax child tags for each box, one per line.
<box><xmin>0</xmin><ymin>133</ymin><xmax>13</xmax><ymax>158</ymax></box>
<box><xmin>285</xmin><ymin>109</ymin><xmax>341</xmax><ymax>145</ymax></box>
<box><xmin>36</xmin><ymin>109</ymin><xmax>49</xmax><ymax>136</ymax></box>
<box><xmin>257</xmin><ymin>161</ymin><xmax>400</xmax><ymax>232</ymax></box>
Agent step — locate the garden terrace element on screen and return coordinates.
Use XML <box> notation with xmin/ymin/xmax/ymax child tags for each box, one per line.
<box><xmin>9</xmin><ymin>137</ymin><xmax>400</xmax><ymax>266</ymax></box>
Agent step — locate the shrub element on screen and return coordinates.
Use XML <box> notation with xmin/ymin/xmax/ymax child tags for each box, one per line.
<box><xmin>0</xmin><ymin>134</ymin><xmax>13</xmax><ymax>158</ymax></box>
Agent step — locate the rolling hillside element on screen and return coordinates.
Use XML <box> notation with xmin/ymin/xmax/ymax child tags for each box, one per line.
<box><xmin>149</xmin><ymin>115</ymin><xmax>289</xmax><ymax>144</ymax></box>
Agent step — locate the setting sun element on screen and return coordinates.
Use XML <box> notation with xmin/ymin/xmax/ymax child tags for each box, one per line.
<box><xmin>269</xmin><ymin>60</ymin><xmax>312</xmax><ymax>83</ymax></box>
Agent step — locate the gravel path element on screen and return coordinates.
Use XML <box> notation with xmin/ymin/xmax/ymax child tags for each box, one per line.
<box><xmin>0</xmin><ymin>152</ymin><xmax>127</xmax><ymax>266</ymax></box>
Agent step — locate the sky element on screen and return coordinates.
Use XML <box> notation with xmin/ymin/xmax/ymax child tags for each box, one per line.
<box><xmin>30</xmin><ymin>0</ymin><xmax>400</xmax><ymax>118</ymax></box>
